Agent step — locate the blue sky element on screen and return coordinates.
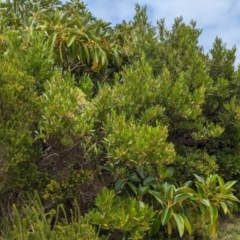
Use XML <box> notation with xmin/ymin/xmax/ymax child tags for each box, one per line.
<box><xmin>82</xmin><ymin>0</ymin><xmax>240</xmax><ymax>67</ymax></box>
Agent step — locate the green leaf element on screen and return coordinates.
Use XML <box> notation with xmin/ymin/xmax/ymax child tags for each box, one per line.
<box><xmin>209</xmin><ymin>202</ymin><xmax>218</xmax><ymax>225</ymax></box>
<box><xmin>115</xmin><ymin>179</ymin><xmax>125</xmax><ymax>191</ymax></box>
<box><xmin>223</xmin><ymin>194</ymin><xmax>240</xmax><ymax>202</ymax></box>
<box><xmin>137</xmin><ymin>185</ymin><xmax>150</xmax><ymax>196</ymax></box>
<box><xmin>60</xmin><ymin>11</ymin><xmax>68</xmax><ymax>24</ymax></box>
<box><xmin>50</xmin><ymin>33</ymin><xmax>57</xmax><ymax>49</ymax></box>
<box><xmin>224</xmin><ymin>181</ymin><xmax>237</xmax><ymax>190</ymax></box>
<box><xmin>166</xmin><ymin>185</ymin><xmax>175</xmax><ymax>200</ymax></box>
<box><xmin>59</xmin><ymin>41</ymin><xmax>64</xmax><ymax>62</ymax></box>
<box><xmin>179</xmin><ymin>213</ymin><xmax>192</xmax><ymax>235</ymax></box>
<box><xmin>143</xmin><ymin>176</ymin><xmax>155</xmax><ymax>186</ymax></box>
<box><xmin>99</xmin><ymin>165</ymin><xmax>115</xmax><ymax>172</ymax></box>
<box><xmin>183</xmin><ymin>180</ymin><xmax>193</xmax><ymax>187</ymax></box>
<box><xmin>174</xmin><ymin>193</ymin><xmax>192</xmax><ymax>203</ymax></box>
<box><xmin>67</xmin><ymin>34</ymin><xmax>76</xmax><ymax>47</ymax></box>
<box><xmin>83</xmin><ymin>44</ymin><xmax>90</xmax><ymax>64</ymax></box>
<box><xmin>127</xmin><ymin>182</ymin><xmax>137</xmax><ymax>195</ymax></box>
<box><xmin>161</xmin><ymin>207</ymin><xmax>173</xmax><ymax>225</ymax></box>
<box><xmin>69</xmin><ymin>29</ymin><xmax>89</xmax><ymax>40</ymax></box>
<box><xmin>173</xmin><ymin>213</ymin><xmax>184</xmax><ymax>237</ymax></box>
<box><xmin>201</xmin><ymin>199</ymin><xmax>210</xmax><ymax>207</ymax></box>
<box><xmin>165</xmin><ymin>166</ymin><xmax>175</xmax><ymax>177</ymax></box>
<box><xmin>177</xmin><ymin>186</ymin><xmax>196</xmax><ymax>194</ymax></box>
<box><xmin>128</xmin><ymin>172</ymin><xmax>141</xmax><ymax>182</ymax></box>
<box><xmin>149</xmin><ymin>190</ymin><xmax>164</xmax><ymax>206</ymax></box>
<box><xmin>81</xmin><ymin>14</ymin><xmax>92</xmax><ymax>26</ymax></box>
<box><xmin>217</xmin><ymin>175</ymin><xmax>225</xmax><ymax>187</ymax></box>
<box><xmin>220</xmin><ymin>201</ymin><xmax>228</xmax><ymax>214</ymax></box>
<box><xmin>137</xmin><ymin>166</ymin><xmax>145</xmax><ymax>179</ymax></box>
<box><xmin>113</xmin><ymin>50</ymin><xmax>122</xmax><ymax>67</ymax></box>
<box><xmin>194</xmin><ymin>174</ymin><xmax>205</xmax><ymax>184</ymax></box>
<box><xmin>150</xmin><ymin>212</ymin><xmax>161</xmax><ymax>236</ymax></box>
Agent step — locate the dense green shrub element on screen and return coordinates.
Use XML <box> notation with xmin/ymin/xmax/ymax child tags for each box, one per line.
<box><xmin>1</xmin><ymin>1</ymin><xmax>240</xmax><ymax>239</ymax></box>
<box><xmin>87</xmin><ymin>188</ymin><xmax>154</xmax><ymax>240</ymax></box>
<box><xmin>0</xmin><ymin>61</ymin><xmax>41</xmax><ymax>192</ymax></box>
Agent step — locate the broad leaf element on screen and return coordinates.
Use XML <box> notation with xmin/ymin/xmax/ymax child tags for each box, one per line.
<box><xmin>179</xmin><ymin>213</ymin><xmax>192</xmax><ymax>235</ymax></box>
<box><xmin>138</xmin><ymin>185</ymin><xmax>150</xmax><ymax>196</ymax></box>
<box><xmin>149</xmin><ymin>190</ymin><xmax>164</xmax><ymax>205</ymax></box>
<box><xmin>194</xmin><ymin>174</ymin><xmax>205</xmax><ymax>184</ymax></box>
<box><xmin>223</xmin><ymin>194</ymin><xmax>240</xmax><ymax>202</ymax></box>
<box><xmin>128</xmin><ymin>172</ymin><xmax>141</xmax><ymax>182</ymax></box>
<box><xmin>115</xmin><ymin>179</ymin><xmax>125</xmax><ymax>191</ymax></box>
<box><xmin>173</xmin><ymin>213</ymin><xmax>184</xmax><ymax>237</ymax></box>
<box><xmin>161</xmin><ymin>207</ymin><xmax>173</xmax><ymax>225</ymax></box>
<box><xmin>177</xmin><ymin>186</ymin><xmax>195</xmax><ymax>194</ymax></box>
<box><xmin>201</xmin><ymin>199</ymin><xmax>210</xmax><ymax>207</ymax></box>
<box><xmin>220</xmin><ymin>201</ymin><xmax>228</xmax><ymax>214</ymax></box>
<box><xmin>143</xmin><ymin>176</ymin><xmax>155</xmax><ymax>186</ymax></box>
<box><xmin>174</xmin><ymin>193</ymin><xmax>192</xmax><ymax>203</ymax></box>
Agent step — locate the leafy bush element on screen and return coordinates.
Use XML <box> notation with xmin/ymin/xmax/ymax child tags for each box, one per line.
<box><xmin>87</xmin><ymin>188</ymin><xmax>154</xmax><ymax>240</ymax></box>
<box><xmin>0</xmin><ymin>61</ymin><xmax>41</xmax><ymax>192</ymax></box>
<box><xmin>2</xmin><ymin>194</ymin><xmax>99</xmax><ymax>240</ymax></box>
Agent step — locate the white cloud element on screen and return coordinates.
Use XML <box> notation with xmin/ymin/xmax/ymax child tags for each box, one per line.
<box><xmin>84</xmin><ymin>0</ymin><xmax>240</xmax><ymax>66</ymax></box>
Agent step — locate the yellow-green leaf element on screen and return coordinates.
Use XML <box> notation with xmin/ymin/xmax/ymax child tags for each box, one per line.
<box><xmin>173</xmin><ymin>213</ymin><xmax>184</xmax><ymax>237</ymax></box>
<box><xmin>179</xmin><ymin>213</ymin><xmax>192</xmax><ymax>236</ymax></box>
<box><xmin>67</xmin><ymin>34</ymin><xmax>76</xmax><ymax>47</ymax></box>
<box><xmin>161</xmin><ymin>207</ymin><xmax>173</xmax><ymax>225</ymax></box>
<box><xmin>174</xmin><ymin>193</ymin><xmax>192</xmax><ymax>203</ymax></box>
<box><xmin>209</xmin><ymin>202</ymin><xmax>218</xmax><ymax>225</ymax></box>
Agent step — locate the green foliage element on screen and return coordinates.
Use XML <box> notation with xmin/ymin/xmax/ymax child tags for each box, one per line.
<box><xmin>87</xmin><ymin>188</ymin><xmax>154</xmax><ymax>240</ymax></box>
<box><xmin>39</xmin><ymin>71</ymin><xmax>94</xmax><ymax>145</ymax></box>
<box><xmin>103</xmin><ymin>113</ymin><xmax>175</xmax><ymax>172</ymax></box>
<box><xmin>1</xmin><ymin>1</ymin><xmax>240</xmax><ymax>239</ymax></box>
<box><xmin>1</xmin><ymin>30</ymin><xmax>54</xmax><ymax>93</ymax></box>
<box><xmin>43</xmin><ymin>169</ymin><xmax>93</xmax><ymax>207</ymax></box>
<box><xmin>2</xmin><ymin>193</ymin><xmax>99</xmax><ymax>240</ymax></box>
<box><xmin>148</xmin><ymin>174</ymin><xmax>240</xmax><ymax>239</ymax></box>
<box><xmin>0</xmin><ymin>61</ymin><xmax>41</xmax><ymax>191</ymax></box>
<box><xmin>0</xmin><ymin>0</ymin><xmax>124</xmax><ymax>80</ymax></box>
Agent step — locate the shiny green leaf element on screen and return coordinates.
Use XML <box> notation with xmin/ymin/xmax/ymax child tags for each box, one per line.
<box><xmin>173</xmin><ymin>213</ymin><xmax>184</xmax><ymax>237</ymax></box>
<box><xmin>161</xmin><ymin>207</ymin><xmax>173</xmax><ymax>225</ymax></box>
<box><xmin>174</xmin><ymin>193</ymin><xmax>192</xmax><ymax>203</ymax></box>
